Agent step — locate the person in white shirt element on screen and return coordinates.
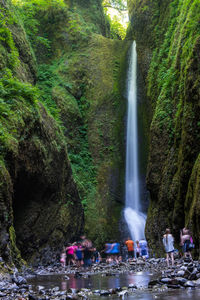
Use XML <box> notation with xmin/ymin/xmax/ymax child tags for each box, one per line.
<box><xmin>163</xmin><ymin>228</ymin><xmax>174</xmax><ymax>267</ymax></box>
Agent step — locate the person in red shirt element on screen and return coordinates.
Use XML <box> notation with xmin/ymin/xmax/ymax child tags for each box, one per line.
<box><xmin>125</xmin><ymin>237</ymin><xmax>134</xmax><ymax>259</ymax></box>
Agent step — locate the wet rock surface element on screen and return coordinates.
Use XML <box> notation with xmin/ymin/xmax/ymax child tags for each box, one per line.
<box><xmin>1</xmin><ymin>258</ymin><xmax>200</xmax><ymax>299</ymax></box>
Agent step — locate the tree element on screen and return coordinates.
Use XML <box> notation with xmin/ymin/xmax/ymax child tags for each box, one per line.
<box><xmin>103</xmin><ymin>0</ymin><xmax>127</xmax><ymax>12</ymax></box>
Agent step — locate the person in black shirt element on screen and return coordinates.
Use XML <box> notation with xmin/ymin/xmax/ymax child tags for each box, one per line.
<box><xmin>82</xmin><ymin>239</ymin><xmax>94</xmax><ymax>268</ymax></box>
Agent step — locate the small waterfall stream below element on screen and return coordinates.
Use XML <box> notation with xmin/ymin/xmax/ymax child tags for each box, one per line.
<box><xmin>124</xmin><ymin>41</ymin><xmax>146</xmax><ymax>241</ymax></box>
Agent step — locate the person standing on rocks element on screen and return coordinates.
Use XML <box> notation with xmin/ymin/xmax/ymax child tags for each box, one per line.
<box><xmin>136</xmin><ymin>241</ymin><xmax>141</xmax><ymax>258</ymax></box>
<box><xmin>103</xmin><ymin>242</ymin><xmax>113</xmax><ymax>263</ymax></box>
<box><xmin>125</xmin><ymin>237</ymin><xmax>134</xmax><ymax>259</ymax></box>
<box><xmin>66</xmin><ymin>243</ymin><xmax>76</xmax><ymax>266</ymax></box>
<box><xmin>110</xmin><ymin>241</ymin><xmax>120</xmax><ymax>263</ymax></box>
<box><xmin>60</xmin><ymin>246</ymin><xmax>66</xmax><ymax>268</ymax></box>
<box><xmin>82</xmin><ymin>239</ymin><xmax>94</xmax><ymax>268</ymax></box>
<box><xmin>180</xmin><ymin>228</ymin><xmax>193</xmax><ymax>260</ymax></box>
<box><xmin>162</xmin><ymin>228</ymin><xmax>174</xmax><ymax>267</ymax></box>
<box><xmin>139</xmin><ymin>239</ymin><xmax>149</xmax><ymax>259</ymax></box>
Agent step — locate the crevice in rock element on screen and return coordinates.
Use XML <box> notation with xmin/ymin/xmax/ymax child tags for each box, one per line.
<box><xmin>12</xmin><ymin>168</ymin><xmax>55</xmax><ymax>259</ymax></box>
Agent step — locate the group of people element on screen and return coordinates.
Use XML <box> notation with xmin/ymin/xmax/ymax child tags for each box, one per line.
<box><xmin>163</xmin><ymin>227</ymin><xmax>194</xmax><ymax>267</ymax></box>
<box><xmin>60</xmin><ymin>236</ymin><xmax>149</xmax><ymax>268</ymax></box>
<box><xmin>60</xmin><ymin>228</ymin><xmax>194</xmax><ymax>269</ymax></box>
<box><xmin>125</xmin><ymin>238</ymin><xmax>149</xmax><ymax>259</ymax></box>
<box><xmin>60</xmin><ymin>236</ymin><xmax>100</xmax><ymax>268</ymax></box>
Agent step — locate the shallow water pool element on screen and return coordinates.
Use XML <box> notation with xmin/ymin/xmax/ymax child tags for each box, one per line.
<box><xmin>28</xmin><ymin>271</ymin><xmax>200</xmax><ymax>300</ymax></box>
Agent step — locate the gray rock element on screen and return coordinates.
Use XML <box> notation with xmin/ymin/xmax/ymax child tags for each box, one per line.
<box><xmin>52</xmin><ymin>286</ymin><xmax>60</xmax><ymax>292</ymax></box>
<box><xmin>118</xmin><ymin>290</ymin><xmax>128</xmax><ymax>297</ymax></box>
<box><xmin>66</xmin><ymin>294</ymin><xmax>78</xmax><ymax>299</ymax></box>
<box><xmin>100</xmin><ymin>290</ymin><xmax>110</xmax><ymax>296</ymax></box>
<box><xmin>160</xmin><ymin>278</ymin><xmax>172</xmax><ymax>284</ymax></box>
<box><xmin>8</xmin><ymin>283</ymin><xmax>19</xmax><ymax>290</ymax></box>
<box><xmin>167</xmin><ymin>284</ymin><xmax>181</xmax><ymax>289</ymax></box>
<box><xmin>128</xmin><ymin>283</ymin><xmax>137</xmax><ymax>289</ymax></box>
<box><xmin>0</xmin><ymin>292</ymin><xmax>7</xmax><ymax>297</ymax></box>
<box><xmin>93</xmin><ymin>290</ymin><xmax>101</xmax><ymax>294</ymax></box>
<box><xmin>17</xmin><ymin>276</ymin><xmax>27</xmax><ymax>285</ymax></box>
<box><xmin>38</xmin><ymin>285</ymin><xmax>45</xmax><ymax>291</ymax></box>
<box><xmin>148</xmin><ymin>280</ymin><xmax>159</xmax><ymax>287</ymax></box>
<box><xmin>80</xmin><ymin>288</ymin><xmax>90</xmax><ymax>293</ymax></box>
<box><xmin>173</xmin><ymin>277</ymin><xmax>187</xmax><ymax>285</ymax></box>
<box><xmin>177</xmin><ymin>270</ymin><xmax>185</xmax><ymax>277</ymax></box>
<box><xmin>184</xmin><ymin>281</ymin><xmax>196</xmax><ymax>287</ymax></box>
<box><xmin>195</xmin><ymin>278</ymin><xmax>200</xmax><ymax>286</ymax></box>
<box><xmin>189</xmin><ymin>269</ymin><xmax>197</xmax><ymax>280</ymax></box>
<box><xmin>187</xmin><ymin>266</ymin><xmax>194</xmax><ymax>272</ymax></box>
<box><xmin>197</xmin><ymin>266</ymin><xmax>200</xmax><ymax>272</ymax></box>
<box><xmin>68</xmin><ymin>288</ymin><xmax>78</xmax><ymax>294</ymax></box>
<box><xmin>137</xmin><ymin>260</ymin><xmax>145</xmax><ymax>265</ymax></box>
<box><xmin>77</xmin><ymin>291</ymin><xmax>87</xmax><ymax>298</ymax></box>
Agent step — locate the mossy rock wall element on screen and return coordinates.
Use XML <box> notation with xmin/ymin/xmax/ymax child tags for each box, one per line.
<box><xmin>128</xmin><ymin>0</ymin><xmax>200</xmax><ymax>256</ymax></box>
<box><xmin>0</xmin><ymin>0</ymin><xmax>130</xmax><ymax>266</ymax></box>
<box><xmin>27</xmin><ymin>1</ymin><xmax>130</xmax><ymax>247</ymax></box>
<box><xmin>0</xmin><ymin>0</ymin><xmax>83</xmax><ymax>266</ymax></box>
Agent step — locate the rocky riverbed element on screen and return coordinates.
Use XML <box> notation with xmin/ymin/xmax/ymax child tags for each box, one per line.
<box><xmin>1</xmin><ymin>258</ymin><xmax>200</xmax><ymax>299</ymax></box>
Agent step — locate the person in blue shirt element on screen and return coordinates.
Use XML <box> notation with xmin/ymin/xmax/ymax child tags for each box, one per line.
<box><xmin>109</xmin><ymin>241</ymin><xmax>120</xmax><ymax>263</ymax></box>
<box><xmin>139</xmin><ymin>239</ymin><xmax>149</xmax><ymax>259</ymax></box>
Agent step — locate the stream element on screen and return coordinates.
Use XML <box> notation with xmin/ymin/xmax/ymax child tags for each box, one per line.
<box><xmin>28</xmin><ymin>270</ymin><xmax>200</xmax><ymax>300</ymax></box>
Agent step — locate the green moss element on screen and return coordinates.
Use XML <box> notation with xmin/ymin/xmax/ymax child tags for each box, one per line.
<box><xmin>0</xmin><ymin>0</ymin><xmax>129</xmax><ymax>261</ymax></box>
<box><xmin>139</xmin><ymin>0</ymin><xmax>200</xmax><ymax>251</ymax></box>
<box><xmin>9</xmin><ymin>226</ymin><xmax>25</xmax><ymax>266</ymax></box>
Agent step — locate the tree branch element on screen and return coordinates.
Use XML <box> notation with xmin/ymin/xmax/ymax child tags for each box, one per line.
<box><xmin>103</xmin><ymin>5</ymin><xmax>127</xmax><ymax>11</ymax></box>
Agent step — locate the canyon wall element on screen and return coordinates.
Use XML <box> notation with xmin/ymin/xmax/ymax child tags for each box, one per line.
<box><xmin>128</xmin><ymin>0</ymin><xmax>200</xmax><ymax>255</ymax></box>
<box><xmin>0</xmin><ymin>0</ymin><xmax>128</xmax><ymax>267</ymax></box>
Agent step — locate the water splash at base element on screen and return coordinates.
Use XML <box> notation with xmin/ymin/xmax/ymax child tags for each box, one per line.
<box><xmin>124</xmin><ymin>207</ymin><xmax>146</xmax><ymax>241</ymax></box>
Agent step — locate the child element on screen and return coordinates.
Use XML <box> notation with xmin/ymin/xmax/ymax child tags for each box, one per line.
<box><xmin>60</xmin><ymin>247</ymin><xmax>66</xmax><ymax>268</ymax></box>
<box><xmin>93</xmin><ymin>248</ymin><xmax>101</xmax><ymax>264</ymax></box>
<box><xmin>76</xmin><ymin>243</ymin><xmax>83</xmax><ymax>267</ymax></box>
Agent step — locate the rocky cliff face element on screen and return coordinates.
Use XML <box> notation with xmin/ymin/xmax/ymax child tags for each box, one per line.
<box><xmin>0</xmin><ymin>0</ymin><xmax>129</xmax><ymax>267</ymax></box>
<box><xmin>128</xmin><ymin>0</ymin><xmax>200</xmax><ymax>255</ymax></box>
<box><xmin>0</xmin><ymin>0</ymin><xmax>84</xmax><ymax>266</ymax></box>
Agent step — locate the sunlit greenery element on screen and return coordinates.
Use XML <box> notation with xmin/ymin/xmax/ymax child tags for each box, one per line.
<box><xmin>12</xmin><ymin>0</ymin><xmax>65</xmax><ymax>7</ymax></box>
<box><xmin>103</xmin><ymin>0</ymin><xmax>128</xmax><ymax>40</ymax></box>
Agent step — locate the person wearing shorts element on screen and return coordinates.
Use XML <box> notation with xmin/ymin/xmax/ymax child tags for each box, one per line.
<box><xmin>125</xmin><ymin>238</ymin><xmax>134</xmax><ymax>259</ymax></box>
<box><xmin>163</xmin><ymin>228</ymin><xmax>174</xmax><ymax>267</ymax></box>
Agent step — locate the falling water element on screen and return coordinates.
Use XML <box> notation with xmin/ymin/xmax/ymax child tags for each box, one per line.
<box><xmin>124</xmin><ymin>41</ymin><xmax>146</xmax><ymax>241</ymax></box>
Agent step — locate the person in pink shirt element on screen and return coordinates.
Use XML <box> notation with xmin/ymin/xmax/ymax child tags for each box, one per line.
<box><xmin>66</xmin><ymin>243</ymin><xmax>76</xmax><ymax>266</ymax></box>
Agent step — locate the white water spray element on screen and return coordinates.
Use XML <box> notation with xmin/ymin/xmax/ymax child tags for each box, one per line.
<box><xmin>124</xmin><ymin>41</ymin><xmax>146</xmax><ymax>241</ymax></box>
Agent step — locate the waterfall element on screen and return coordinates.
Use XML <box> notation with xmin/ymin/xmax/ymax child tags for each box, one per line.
<box><xmin>124</xmin><ymin>41</ymin><xmax>146</xmax><ymax>241</ymax></box>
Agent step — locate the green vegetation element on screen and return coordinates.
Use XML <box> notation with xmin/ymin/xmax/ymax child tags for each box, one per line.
<box><xmin>131</xmin><ymin>0</ymin><xmax>200</xmax><ymax>253</ymax></box>
<box><xmin>148</xmin><ymin>0</ymin><xmax>200</xmax><ymax>142</ymax></box>
<box><xmin>103</xmin><ymin>0</ymin><xmax>127</xmax><ymax>11</ymax></box>
<box><xmin>9</xmin><ymin>226</ymin><xmax>26</xmax><ymax>267</ymax></box>
<box><xmin>0</xmin><ymin>4</ymin><xmax>38</xmax><ymax>159</ymax></box>
<box><xmin>103</xmin><ymin>0</ymin><xmax>127</xmax><ymax>40</ymax></box>
<box><xmin>9</xmin><ymin>0</ymin><xmax>99</xmax><ymax>215</ymax></box>
<box><xmin>0</xmin><ymin>0</ymin><xmax>129</xmax><ymax>263</ymax></box>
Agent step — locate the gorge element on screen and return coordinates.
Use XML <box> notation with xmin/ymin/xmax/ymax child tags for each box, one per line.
<box><xmin>0</xmin><ymin>0</ymin><xmax>200</xmax><ymax>273</ymax></box>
